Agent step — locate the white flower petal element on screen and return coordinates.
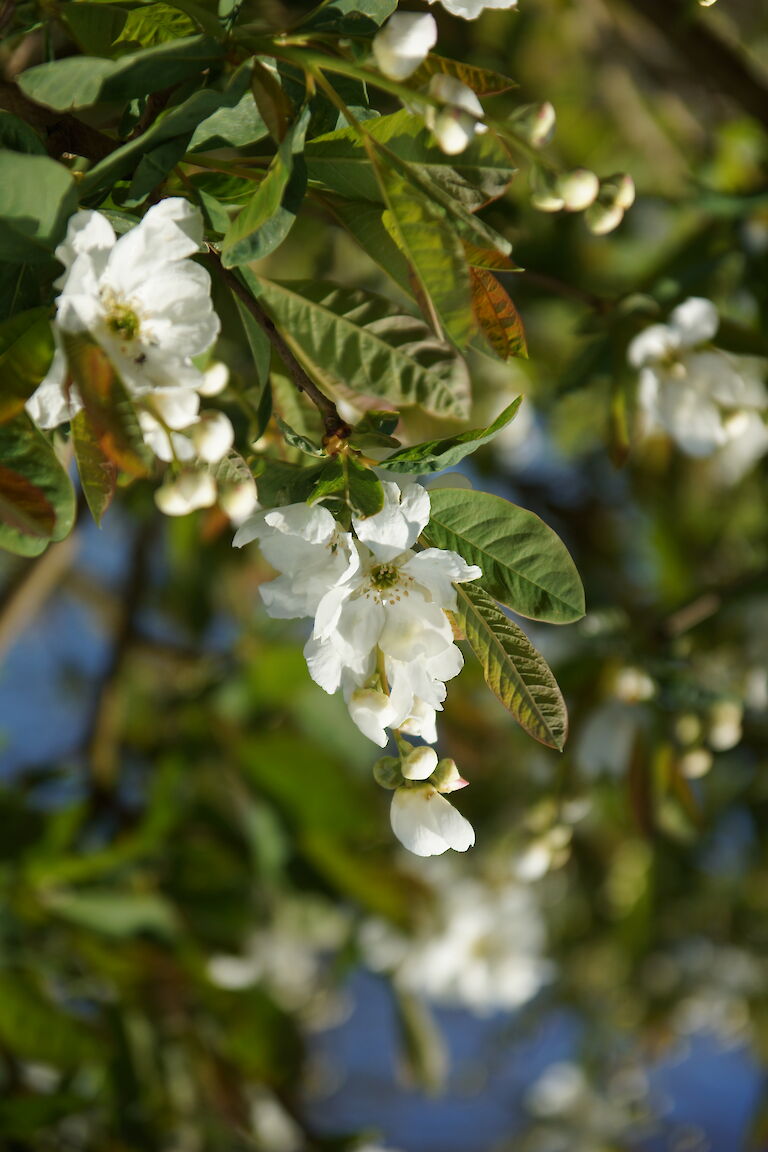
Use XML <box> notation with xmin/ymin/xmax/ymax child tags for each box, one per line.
<box><xmin>427</xmin><ymin>0</ymin><xmax>517</xmax><ymax>18</ymax></box>
<box><xmin>390</xmin><ymin>785</ymin><xmax>475</xmax><ymax>856</ymax></box>
<box><xmin>627</xmin><ymin>324</ymin><xmax>678</xmax><ymax>368</ymax></box>
<box><xmin>190</xmin><ymin>410</ymin><xmax>234</xmax><ymax>463</ymax></box>
<box><xmin>669</xmin><ymin>297</ymin><xmax>719</xmax><ymax>346</ymax></box>
<box><xmin>400</xmin><ymin>548</ymin><xmax>481</xmax><ymax>609</ymax></box>
<box><xmin>25</xmin><ymin>340</ymin><xmax>80</xmax><ymax>429</ymax></box>
<box><xmin>373</xmin><ymin>12</ymin><xmax>437</xmax><ymax>80</ymax></box>
<box><xmin>353</xmin><ymin>480</ymin><xmax>431</xmax><ymax>559</ymax></box>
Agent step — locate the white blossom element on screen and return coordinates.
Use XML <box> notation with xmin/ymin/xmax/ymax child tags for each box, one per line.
<box><xmin>390</xmin><ymin>783</ymin><xmax>474</xmax><ymax>856</ymax></box>
<box><xmin>27</xmin><ymin>199</ymin><xmax>219</xmax><ymax>430</ymax></box>
<box><xmin>425</xmin><ymin>74</ymin><xmax>487</xmax><ymax>154</ymax></box>
<box><xmin>628</xmin><ymin>297</ymin><xmax>768</xmax><ymax>458</ymax></box>
<box><xmin>427</xmin><ymin>0</ymin><xmax>518</xmax><ymax>20</ymax></box>
<box><xmin>373</xmin><ymin>12</ymin><xmax>437</xmax><ymax>80</ymax></box>
<box><xmin>154</xmin><ymin>470</ymin><xmax>217</xmax><ymax>517</ymax></box>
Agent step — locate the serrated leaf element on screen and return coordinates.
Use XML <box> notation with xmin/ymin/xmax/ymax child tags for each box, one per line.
<box><xmin>62</xmin><ymin>334</ymin><xmax>150</xmax><ymax>477</ymax></box>
<box><xmin>455</xmin><ymin>581</ymin><xmax>568</xmax><ymax>749</ymax></box>
<box><xmin>374</xmin><ymin>155</ymin><xmax>476</xmax><ymax>347</ymax></box>
<box><xmin>71</xmin><ymin>410</ymin><xmax>117</xmax><ymax>525</ymax></box>
<box><xmin>0</xmin><ymin>413</ymin><xmax>76</xmax><ymax>556</ymax></box>
<box><xmin>383</xmin><ymin>397</ymin><xmax>520</xmax><ymax>474</ymax></box>
<box><xmin>306</xmin><ymin>110</ymin><xmax>516</xmax><ymax>214</ymax></box>
<box><xmin>115</xmin><ymin>1</ymin><xmax>198</xmax><ymax>46</ymax></box>
<box><xmin>0</xmin><ymin>308</ymin><xmax>55</xmax><ymax>422</ymax></box>
<box><xmin>471</xmin><ymin>268</ymin><xmax>527</xmax><ymax>359</ymax></box>
<box><xmin>243</xmin><ymin>276</ymin><xmax>471</xmax><ymax>419</ymax></box>
<box><xmin>422</xmin><ymin>488</ymin><xmax>585</xmax><ymax>623</ymax></box>
<box><xmin>409</xmin><ymin>54</ymin><xmax>518</xmax><ymax>96</ymax></box>
<box><xmin>0</xmin><ymin>151</ymin><xmax>77</xmax><ymax>264</ymax></box>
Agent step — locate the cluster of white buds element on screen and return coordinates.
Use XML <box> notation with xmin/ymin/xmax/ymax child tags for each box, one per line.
<box><xmin>234</xmin><ymin>478</ymin><xmax>480</xmax><ymax>855</ymax></box>
<box><xmin>531</xmin><ymin>166</ymin><xmax>634</xmax><ymax>232</ymax></box>
<box><xmin>374</xmin><ymin>748</ymin><xmax>474</xmax><ymax>856</ymax></box>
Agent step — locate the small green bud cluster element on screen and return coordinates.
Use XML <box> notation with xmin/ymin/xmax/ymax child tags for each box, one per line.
<box><xmin>372</xmin><ymin>744</ymin><xmax>467</xmax><ymax>794</ymax></box>
<box><xmin>530</xmin><ymin>165</ymin><xmax>635</xmax><ymax>234</ymax></box>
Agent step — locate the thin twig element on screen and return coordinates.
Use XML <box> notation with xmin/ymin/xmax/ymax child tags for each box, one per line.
<box><xmin>207</xmin><ymin>248</ymin><xmax>351</xmax><ymax>443</ymax></box>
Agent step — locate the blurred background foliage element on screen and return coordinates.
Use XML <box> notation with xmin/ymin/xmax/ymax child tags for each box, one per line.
<box><xmin>1</xmin><ymin>0</ymin><xmax>768</xmax><ymax>1148</ymax></box>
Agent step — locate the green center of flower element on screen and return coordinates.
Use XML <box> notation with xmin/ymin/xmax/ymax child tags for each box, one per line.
<box><xmin>370</xmin><ymin>563</ymin><xmax>400</xmax><ymax>590</ymax></box>
<box><xmin>106</xmin><ymin>303</ymin><xmax>140</xmax><ymax>341</ymax></box>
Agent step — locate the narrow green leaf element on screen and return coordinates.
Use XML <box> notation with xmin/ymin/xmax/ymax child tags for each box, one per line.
<box><xmin>0</xmin><ymin>413</ymin><xmax>76</xmax><ymax>556</ymax></box>
<box><xmin>243</xmin><ymin>276</ymin><xmax>471</xmax><ymax>419</ymax></box>
<box><xmin>0</xmin><ymin>308</ymin><xmax>55</xmax><ymax>422</ymax></box>
<box><xmin>383</xmin><ymin>397</ymin><xmax>521</xmax><ymax>473</ymax></box>
<box><xmin>275</xmin><ymin>417</ymin><xmax>324</xmax><ymax>457</ymax></box>
<box><xmin>422</xmin><ymin>487</ymin><xmax>585</xmax><ymax>623</ymax></box>
<box><xmin>309</xmin><ymin>454</ymin><xmax>385</xmax><ymax>516</ymax></box>
<box><xmin>455</xmin><ymin>581</ymin><xmax>568</xmax><ymax>749</ymax></box>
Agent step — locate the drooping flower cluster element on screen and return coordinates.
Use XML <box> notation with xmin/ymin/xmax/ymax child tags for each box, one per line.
<box><xmin>628</xmin><ymin>297</ymin><xmax>768</xmax><ymax>465</ymax></box>
<box><xmin>234</xmin><ymin>479</ymin><xmax>481</xmax><ymax>854</ymax></box>
<box><xmin>25</xmin><ymin>200</ymin><xmax>257</xmax><ymax>520</ymax></box>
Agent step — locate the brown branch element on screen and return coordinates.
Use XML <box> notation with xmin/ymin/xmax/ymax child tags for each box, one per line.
<box><xmin>207</xmin><ymin>248</ymin><xmax>351</xmax><ymax>444</ymax></box>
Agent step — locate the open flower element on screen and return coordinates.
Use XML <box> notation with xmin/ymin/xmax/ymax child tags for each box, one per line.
<box><xmin>373</xmin><ymin>12</ymin><xmax>437</xmax><ymax>80</ymax></box>
<box><xmin>628</xmin><ymin>297</ymin><xmax>768</xmax><ymax>457</ymax></box>
<box><xmin>390</xmin><ymin>783</ymin><xmax>475</xmax><ymax>856</ymax></box>
<box><xmin>427</xmin><ymin>0</ymin><xmax>517</xmax><ymax>19</ymax></box>
<box><xmin>27</xmin><ymin>199</ymin><xmax>219</xmax><ymax>430</ymax></box>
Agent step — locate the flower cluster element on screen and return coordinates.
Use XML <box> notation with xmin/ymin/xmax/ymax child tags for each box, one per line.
<box><xmin>25</xmin><ymin>200</ymin><xmax>257</xmax><ymax>520</ymax></box>
<box><xmin>628</xmin><ymin>296</ymin><xmax>768</xmax><ymax>465</ymax></box>
<box><xmin>234</xmin><ymin>478</ymin><xmax>481</xmax><ymax>855</ymax></box>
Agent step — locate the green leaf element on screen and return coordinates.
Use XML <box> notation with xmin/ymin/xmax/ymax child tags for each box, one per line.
<box><xmin>0</xmin><ymin>308</ymin><xmax>55</xmax><ymax>422</ymax></box>
<box><xmin>71</xmin><ymin>410</ymin><xmax>117</xmax><ymax>525</ymax></box>
<box><xmin>244</xmin><ymin>276</ymin><xmax>471</xmax><ymax>419</ymax></box>
<box><xmin>115</xmin><ymin>1</ymin><xmax>198</xmax><ymax>46</ymax></box>
<box><xmin>409</xmin><ymin>55</ymin><xmax>518</xmax><ymax>96</ymax></box>
<box><xmin>250</xmin><ymin>57</ymin><xmax>296</xmax><ymax>144</ymax></box>
<box><xmin>61</xmin><ymin>2</ymin><xmax>129</xmax><ymax>55</ymax></box>
<box><xmin>18</xmin><ymin>35</ymin><xmax>225</xmax><ymax>110</ymax></box>
<box><xmin>471</xmin><ymin>267</ymin><xmax>527</xmax><ymax>359</ymax></box>
<box><xmin>376</xmin><ymin>157</ymin><xmax>476</xmax><ymax>347</ymax></box>
<box><xmin>123</xmin><ymin>135</ymin><xmax>189</xmax><ymax>204</ymax></box>
<box><xmin>0</xmin><ymin>413</ymin><xmax>76</xmax><ymax>556</ymax></box>
<box><xmin>80</xmin><ymin>66</ymin><xmax>254</xmax><ymax>196</ymax></box>
<box><xmin>0</xmin><ymin>110</ymin><xmax>45</xmax><ymax>154</ymax></box>
<box><xmin>188</xmin><ymin>78</ymin><xmax>266</xmax><ymax>151</ymax></box>
<box><xmin>299</xmin><ymin>0</ymin><xmax>397</xmax><ymax>34</ymax></box>
<box><xmin>422</xmin><ymin>488</ymin><xmax>585</xmax><ymax>623</ymax></box>
<box><xmin>309</xmin><ymin>453</ymin><xmax>385</xmax><ymax>516</ymax></box>
<box><xmin>306</xmin><ymin>110</ymin><xmax>516</xmax><ymax>213</ymax></box>
<box><xmin>275</xmin><ymin>417</ymin><xmax>324</xmax><ymax>457</ymax></box>
<box><xmin>62</xmin><ymin>333</ymin><xmax>151</xmax><ymax>477</ymax></box>
<box><xmin>454</xmin><ymin>581</ymin><xmax>568</xmax><ymax>749</ymax></box>
<box><xmin>383</xmin><ymin>397</ymin><xmax>521</xmax><ymax>473</ymax></box>
<box><xmin>322</xmin><ymin>194</ymin><xmax>413</xmax><ymax>294</ymax></box>
<box><xmin>0</xmin><ymin>151</ymin><xmax>77</xmax><ymax>264</ymax></box>
<box><xmin>221</xmin><ymin>109</ymin><xmax>309</xmax><ymax>267</ymax></box>
<box><xmin>46</xmin><ymin>888</ymin><xmax>178</xmax><ymax>938</ymax></box>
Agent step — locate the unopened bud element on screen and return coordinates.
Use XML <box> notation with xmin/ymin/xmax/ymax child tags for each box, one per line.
<box><xmin>372</xmin><ymin>12</ymin><xmax>437</xmax><ymax>81</ymax></box>
<box><xmin>218</xmin><ymin>476</ymin><xmax>259</xmax><ymax>523</ymax></box>
<box><xmin>432</xmin><ymin>758</ymin><xmax>469</xmax><ymax>793</ymax></box>
<box><xmin>155</xmin><ymin>470</ymin><xmax>217</xmax><ymax>517</ymax></box>
<box><xmin>373</xmin><ymin>756</ymin><xmax>403</xmax><ymax>790</ymax></box>
<box><xmin>198</xmin><ymin>362</ymin><xmax>230</xmax><ymax>397</ymax></box>
<box><xmin>190</xmin><ymin>410</ymin><xmax>235</xmax><ymax>463</ymax></box>
<box><xmin>557</xmin><ymin>168</ymin><xmax>600</xmax><ymax>212</ymax></box>
<box><xmin>508</xmin><ymin>101</ymin><xmax>556</xmax><ymax>148</ymax></box>
<box><xmin>585</xmin><ymin>201</ymin><xmax>625</xmax><ymax>235</ymax></box>
<box><xmin>402</xmin><ymin>745</ymin><xmax>439</xmax><ymax>781</ymax></box>
<box><xmin>530</xmin><ymin>167</ymin><xmax>564</xmax><ymax>212</ymax></box>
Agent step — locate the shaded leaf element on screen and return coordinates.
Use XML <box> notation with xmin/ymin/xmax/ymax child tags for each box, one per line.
<box><xmin>0</xmin><ymin>413</ymin><xmax>76</xmax><ymax>556</ymax></box>
<box><xmin>454</xmin><ymin>581</ymin><xmax>568</xmax><ymax>749</ymax></box>
<box><xmin>309</xmin><ymin>453</ymin><xmax>385</xmax><ymax>516</ymax></box>
<box><xmin>71</xmin><ymin>409</ymin><xmax>117</xmax><ymax>525</ymax></box>
<box><xmin>0</xmin><ymin>307</ymin><xmax>55</xmax><ymax>422</ymax></box>
<box><xmin>0</xmin><ymin>109</ymin><xmax>45</xmax><ymax>154</ymax></box>
<box><xmin>0</xmin><ymin>151</ymin><xmax>77</xmax><ymax>264</ymax></box>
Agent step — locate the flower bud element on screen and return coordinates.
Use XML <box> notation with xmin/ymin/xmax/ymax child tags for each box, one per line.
<box><xmin>708</xmin><ymin>699</ymin><xmax>743</xmax><ymax>752</ymax></box>
<box><xmin>218</xmin><ymin>476</ymin><xmax>259</xmax><ymax>523</ymax></box>
<box><xmin>373</xmin><ymin>12</ymin><xmax>437</xmax><ymax>81</ymax></box>
<box><xmin>508</xmin><ymin>101</ymin><xmax>556</xmax><ymax>148</ymax></box>
<box><xmin>190</xmin><ymin>410</ymin><xmax>235</xmax><ymax>464</ymax></box>
<box><xmin>155</xmin><ymin>470</ymin><xmax>217</xmax><ymax>516</ymax></box>
<box><xmin>679</xmin><ymin>748</ymin><xmax>713</xmax><ymax>779</ymax></box>
<box><xmin>431</xmin><ymin>758</ymin><xmax>469</xmax><ymax>793</ymax></box>
<box><xmin>198</xmin><ymin>361</ymin><xmax>230</xmax><ymax>397</ymax></box>
<box><xmin>530</xmin><ymin>167</ymin><xmax>564</xmax><ymax>212</ymax></box>
<box><xmin>373</xmin><ymin>755</ymin><xmax>403</xmax><ymax>790</ymax></box>
<box><xmin>585</xmin><ymin>201</ymin><xmax>625</xmax><ymax>235</ymax></box>
<box><xmin>557</xmin><ymin>168</ymin><xmax>600</xmax><ymax>212</ymax></box>
<box><xmin>426</xmin><ymin>74</ymin><xmax>485</xmax><ymax>155</ymax></box>
<box><xmin>402</xmin><ymin>745</ymin><xmax>439</xmax><ymax>781</ymax></box>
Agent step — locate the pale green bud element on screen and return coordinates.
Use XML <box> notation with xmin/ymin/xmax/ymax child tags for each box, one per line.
<box><xmin>508</xmin><ymin>101</ymin><xmax>556</xmax><ymax>148</ymax></box>
<box><xmin>530</xmin><ymin>166</ymin><xmax>564</xmax><ymax>213</ymax></box>
<box><xmin>402</xmin><ymin>745</ymin><xmax>439</xmax><ymax>781</ymax></box>
<box><xmin>585</xmin><ymin>201</ymin><xmax>625</xmax><ymax>235</ymax></box>
<box><xmin>557</xmin><ymin>168</ymin><xmax>600</xmax><ymax>212</ymax></box>
<box><xmin>431</xmin><ymin>758</ymin><xmax>469</xmax><ymax>793</ymax></box>
<box><xmin>373</xmin><ymin>756</ymin><xmax>403</xmax><ymax>790</ymax></box>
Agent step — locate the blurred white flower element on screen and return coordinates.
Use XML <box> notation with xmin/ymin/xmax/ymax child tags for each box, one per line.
<box><xmin>425</xmin><ymin>74</ymin><xmax>487</xmax><ymax>154</ymax></box>
<box><xmin>154</xmin><ymin>470</ymin><xmax>217</xmax><ymax>516</ymax></box>
<box><xmin>629</xmin><ymin>297</ymin><xmax>768</xmax><ymax>459</ymax></box>
<box><xmin>427</xmin><ymin>0</ymin><xmax>517</xmax><ymax>19</ymax></box>
<box><xmin>373</xmin><ymin>12</ymin><xmax>437</xmax><ymax>80</ymax></box>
